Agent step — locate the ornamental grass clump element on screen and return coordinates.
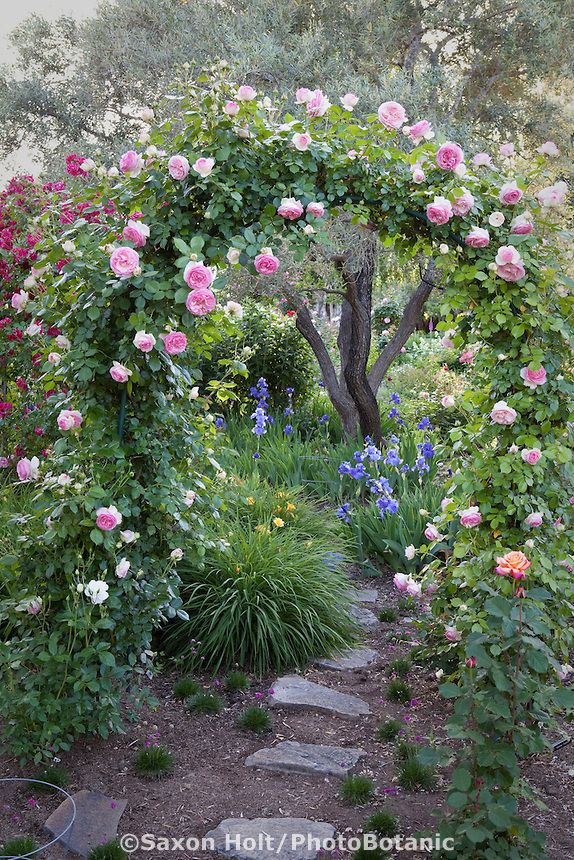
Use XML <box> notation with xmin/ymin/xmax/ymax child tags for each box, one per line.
<box><xmin>134</xmin><ymin>745</ymin><xmax>174</xmax><ymax>780</ymax></box>
<box><xmin>340</xmin><ymin>774</ymin><xmax>375</xmax><ymax>805</ymax></box>
<box><xmin>237</xmin><ymin>706</ymin><xmax>272</xmax><ymax>733</ymax></box>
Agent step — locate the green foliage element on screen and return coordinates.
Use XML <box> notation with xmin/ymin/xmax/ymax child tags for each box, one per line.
<box><xmin>187</xmin><ymin>691</ymin><xmax>224</xmax><ymax>714</ymax></box>
<box><xmin>387</xmin><ymin>657</ymin><xmax>411</xmax><ymax>678</ymax></box>
<box><xmin>397</xmin><ymin>758</ymin><xmax>436</xmax><ymax>792</ymax></box>
<box><xmin>224</xmin><ymin>670</ymin><xmax>250</xmax><ymax>691</ymax></box>
<box><xmin>87</xmin><ymin>841</ymin><xmax>127</xmax><ymax>860</ymax></box>
<box><xmin>340</xmin><ymin>774</ymin><xmax>374</xmax><ymax>805</ymax></box>
<box><xmin>376</xmin><ymin>719</ymin><xmax>402</xmax><ymax>742</ymax></box>
<box><xmin>352</xmin><ymin>847</ymin><xmax>387</xmax><ymax>860</ymax></box>
<box><xmin>377</xmin><ymin>608</ymin><xmax>397</xmax><ymax>623</ymax></box>
<box><xmin>386</xmin><ymin>679</ymin><xmax>412</xmax><ymax>704</ymax></box>
<box><xmin>0</xmin><ymin>837</ymin><xmax>38</xmax><ymax>858</ymax></box>
<box><xmin>134</xmin><ymin>745</ymin><xmax>174</xmax><ymax>780</ymax></box>
<box><xmin>173</xmin><ymin>676</ymin><xmax>200</xmax><ymax>701</ymax></box>
<box><xmin>32</xmin><ymin>764</ymin><xmax>70</xmax><ymax>792</ymax></box>
<box><xmin>363</xmin><ymin>809</ymin><xmax>399</xmax><ymax>838</ymax></box>
<box><xmin>237</xmin><ymin>706</ymin><xmax>272</xmax><ymax>733</ymax></box>
<box><xmin>395</xmin><ymin>740</ymin><xmax>418</xmax><ymax>762</ymax></box>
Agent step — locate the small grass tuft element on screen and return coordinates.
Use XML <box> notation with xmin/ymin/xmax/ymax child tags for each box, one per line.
<box><xmin>352</xmin><ymin>846</ymin><xmax>388</xmax><ymax>860</ymax></box>
<box><xmin>386</xmin><ymin>657</ymin><xmax>411</xmax><ymax>678</ymax></box>
<box><xmin>386</xmin><ymin>678</ymin><xmax>412</xmax><ymax>704</ymax></box>
<box><xmin>397</xmin><ymin>759</ymin><xmax>436</xmax><ymax>791</ymax></box>
<box><xmin>173</xmin><ymin>676</ymin><xmax>200</xmax><ymax>701</ymax></box>
<box><xmin>237</xmin><ymin>706</ymin><xmax>272</xmax><ymax>733</ymax></box>
<box><xmin>378</xmin><ymin>608</ymin><xmax>397</xmax><ymax>623</ymax></box>
<box><xmin>364</xmin><ymin>809</ymin><xmax>399</xmax><ymax>838</ymax></box>
<box><xmin>376</xmin><ymin>719</ymin><xmax>402</xmax><ymax>742</ymax></box>
<box><xmin>224</xmin><ymin>670</ymin><xmax>250</xmax><ymax>692</ymax></box>
<box><xmin>187</xmin><ymin>691</ymin><xmax>224</xmax><ymax>714</ymax></box>
<box><xmin>87</xmin><ymin>841</ymin><xmax>128</xmax><ymax>860</ymax></box>
<box><xmin>395</xmin><ymin>740</ymin><xmax>418</xmax><ymax>761</ymax></box>
<box><xmin>340</xmin><ymin>774</ymin><xmax>374</xmax><ymax>805</ymax></box>
<box><xmin>1</xmin><ymin>837</ymin><xmax>38</xmax><ymax>858</ymax></box>
<box><xmin>32</xmin><ymin>765</ymin><xmax>70</xmax><ymax>792</ymax></box>
<box><xmin>134</xmin><ymin>745</ymin><xmax>174</xmax><ymax>780</ymax></box>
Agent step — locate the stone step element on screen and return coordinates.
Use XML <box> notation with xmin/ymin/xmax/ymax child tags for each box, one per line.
<box><xmin>270</xmin><ymin>676</ymin><xmax>370</xmax><ymax>717</ymax></box>
<box><xmin>349</xmin><ymin>604</ymin><xmax>379</xmax><ymax>628</ymax></box>
<box><xmin>206</xmin><ymin>817</ymin><xmax>335</xmax><ymax>860</ymax></box>
<box><xmin>245</xmin><ymin>740</ymin><xmax>365</xmax><ymax>777</ymax></box>
<box><xmin>347</xmin><ymin>587</ymin><xmax>378</xmax><ymax>604</ymax></box>
<box><xmin>314</xmin><ymin>647</ymin><xmax>378</xmax><ymax>671</ymax></box>
<box><xmin>44</xmin><ymin>790</ymin><xmax>127</xmax><ymax>858</ymax></box>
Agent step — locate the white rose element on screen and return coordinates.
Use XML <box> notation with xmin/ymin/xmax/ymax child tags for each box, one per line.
<box><xmin>62</xmin><ymin>240</ymin><xmax>76</xmax><ymax>253</ymax></box>
<box><xmin>170</xmin><ymin>548</ymin><xmax>184</xmax><ymax>561</ymax></box>
<box><xmin>226</xmin><ymin>248</ymin><xmax>241</xmax><ymax>264</ymax></box>
<box><xmin>488</xmin><ymin>211</ymin><xmax>505</xmax><ymax>227</ymax></box>
<box><xmin>115</xmin><ymin>558</ymin><xmax>130</xmax><ymax>578</ymax></box>
<box><xmin>190</xmin><ymin>387</ymin><xmax>200</xmax><ymax>399</ymax></box>
<box><xmin>84</xmin><ymin>579</ymin><xmax>109</xmax><ymax>605</ymax></box>
<box><xmin>404</xmin><ymin>544</ymin><xmax>416</xmax><ymax>560</ymax></box>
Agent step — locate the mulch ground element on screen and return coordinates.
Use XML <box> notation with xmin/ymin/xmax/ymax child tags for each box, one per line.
<box><xmin>2</xmin><ymin>571</ymin><xmax>574</xmax><ymax>858</ymax></box>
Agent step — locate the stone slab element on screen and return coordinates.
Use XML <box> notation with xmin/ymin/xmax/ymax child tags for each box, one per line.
<box><xmin>44</xmin><ymin>790</ymin><xmax>127</xmax><ymax>857</ymax></box>
<box><xmin>205</xmin><ymin>817</ymin><xmax>336</xmax><ymax>860</ymax></box>
<box><xmin>269</xmin><ymin>676</ymin><xmax>370</xmax><ymax>717</ymax></box>
<box><xmin>314</xmin><ymin>647</ymin><xmax>379</xmax><ymax>671</ymax></box>
<box><xmin>347</xmin><ymin>588</ymin><xmax>378</xmax><ymax>604</ymax></box>
<box><xmin>245</xmin><ymin>741</ymin><xmax>365</xmax><ymax>777</ymax></box>
<box><xmin>349</xmin><ymin>604</ymin><xmax>379</xmax><ymax>628</ymax></box>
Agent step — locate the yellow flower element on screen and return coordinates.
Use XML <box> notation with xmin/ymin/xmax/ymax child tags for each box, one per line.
<box><xmin>275</xmin><ymin>505</ymin><xmax>283</xmax><ymax>513</ymax></box>
<box><xmin>255</xmin><ymin>524</ymin><xmax>270</xmax><ymax>534</ymax></box>
<box><xmin>273</xmin><ymin>517</ymin><xmax>285</xmax><ymax>528</ymax></box>
<box><xmin>286</xmin><ymin>502</ymin><xmax>295</xmax><ymax>512</ymax></box>
<box><xmin>246</xmin><ymin>497</ymin><xmax>255</xmax><ymax>505</ymax></box>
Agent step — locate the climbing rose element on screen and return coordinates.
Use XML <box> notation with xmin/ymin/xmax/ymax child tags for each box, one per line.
<box><xmin>95</xmin><ymin>505</ymin><xmax>122</xmax><ymax>531</ymax></box>
<box><xmin>295</xmin><ymin>87</ymin><xmax>313</xmax><ymax>104</ymax></box>
<box><xmin>224</xmin><ymin>101</ymin><xmax>240</xmax><ymax>116</ymax></box>
<box><xmin>495</xmin><ymin>246</ymin><xmax>525</xmax><ymax>282</ymax></box>
<box><xmin>116</xmin><ymin>558</ymin><xmax>130</xmax><ymax>578</ymax></box>
<box><xmin>424</xmin><ymin>523</ymin><xmax>441</xmax><ymax>541</ymax></box>
<box><xmin>459</xmin><ymin>506</ymin><xmax>482</xmax><ymax>528</ymax></box>
<box><xmin>277</xmin><ymin>198</ymin><xmax>304</xmax><ymax>220</ymax></box>
<box><xmin>306</xmin><ymin>89</ymin><xmax>331</xmax><ymax>117</ymax></box>
<box><xmin>441</xmin><ymin>395</ymin><xmax>455</xmax><ymax>408</ymax></box>
<box><xmin>237</xmin><ymin>85</ymin><xmax>257</xmax><ymax>101</ymax></box>
<box><xmin>224</xmin><ymin>300</ymin><xmax>244</xmax><ymax>319</ymax></box>
<box><xmin>133</xmin><ymin>331</ymin><xmax>156</xmax><ymax>352</ymax></box>
<box><xmin>163</xmin><ymin>331</ymin><xmax>188</xmax><ymax>354</ymax></box>
<box><xmin>411</xmin><ymin>165</ymin><xmax>425</xmax><ymax>183</ymax></box>
<box><xmin>227</xmin><ymin>248</ymin><xmax>241</xmax><ymax>264</ymax></box>
<box><xmin>537</xmin><ymin>181</ymin><xmax>568</xmax><ymax>207</ymax></box>
<box><xmin>184</xmin><ymin>261</ymin><xmax>214</xmax><ymax>290</ymax></box>
<box><xmin>403</xmin><ymin>119</ymin><xmax>433</xmax><ymax>142</ymax></box>
<box><xmin>48</xmin><ymin>352</ymin><xmax>61</xmax><ymax>365</ymax></box>
<box><xmin>84</xmin><ymin>580</ymin><xmax>109</xmax><ymax>605</ymax></box>
<box><xmin>521</xmin><ymin>448</ymin><xmax>542</xmax><ymax>465</ymax></box>
<box><xmin>17</xmin><ymin>456</ymin><xmax>40</xmax><ymax>482</ymax></box>
<box><xmin>393</xmin><ymin>572</ymin><xmax>409</xmax><ymax>592</ymax></box>
<box><xmin>473</xmin><ymin>152</ymin><xmax>492</xmax><ymax>167</ymax></box>
<box><xmin>122</xmin><ymin>220</ymin><xmax>149</xmax><ymax>247</ymax></box>
<box><xmin>499</xmin><ymin>142</ymin><xmax>515</xmax><ymax>157</ymax></box>
<box><xmin>119</xmin><ymin>150</ymin><xmax>143</xmax><ymax>177</ymax></box>
<box><xmin>11</xmin><ymin>290</ymin><xmax>29</xmax><ymax>312</ymax></box>
<box><xmin>193</xmin><ymin>157</ymin><xmax>215</xmax><ymax>178</ymax></box>
<box><xmin>537</xmin><ymin>141</ymin><xmax>559</xmax><ymax>156</ymax></box>
<box><xmin>377</xmin><ymin>100</ymin><xmax>406</xmax><ymax>130</ymax></box>
<box><xmin>436</xmin><ymin>142</ymin><xmax>463</xmax><ymax>170</ymax></box>
<box><xmin>490</xmin><ymin>400</ymin><xmax>517</xmax><ymax>425</ymax></box>
<box><xmin>459</xmin><ymin>351</ymin><xmax>474</xmax><ymax>365</ymax></box>
<box><xmin>445</xmin><ymin>626</ymin><xmax>461</xmax><ymax>642</ymax></box>
<box><xmin>57</xmin><ymin>409</ymin><xmax>82</xmax><ymax>431</ymax></box>
<box><xmin>510</xmin><ymin>214</ymin><xmax>533</xmax><ymax>235</ymax></box>
<box><xmin>254</xmin><ymin>251</ymin><xmax>280</xmax><ymax>275</ymax></box>
<box><xmin>499</xmin><ymin>181</ymin><xmax>523</xmax><ymax>205</ymax></box>
<box><xmin>168</xmin><ymin>155</ymin><xmax>190</xmax><ymax>180</ymax></box>
<box><xmin>292</xmin><ymin>132</ymin><xmax>311</xmax><ymax>151</ymax></box>
<box><xmin>110</xmin><ymin>247</ymin><xmax>140</xmax><ymax>278</ymax></box>
<box><xmin>520</xmin><ymin>365</ymin><xmax>547</xmax><ymax>388</ymax></box>
<box><xmin>185</xmin><ymin>289</ymin><xmax>216</xmax><ymax>316</ymax></box>
<box><xmin>452</xmin><ymin>189</ymin><xmax>474</xmax><ymax>216</ymax></box>
<box><xmin>307</xmin><ymin>201</ymin><xmax>325</xmax><ymax>218</ymax></box>
<box><xmin>109</xmin><ymin>362</ymin><xmax>132</xmax><ymax>383</ymax></box>
<box><xmin>426</xmin><ymin>196</ymin><xmax>453</xmax><ymax>225</ymax></box>
<box><xmin>465</xmin><ymin>227</ymin><xmax>490</xmax><ymax>248</ymax></box>
<box><xmin>340</xmin><ymin>92</ymin><xmax>358</xmax><ymax>110</ymax></box>
<box><xmin>525</xmin><ymin>512</ymin><xmax>544</xmax><ymax>527</ymax></box>
<box><xmin>496</xmin><ymin>550</ymin><xmax>532</xmax><ymax>579</ymax></box>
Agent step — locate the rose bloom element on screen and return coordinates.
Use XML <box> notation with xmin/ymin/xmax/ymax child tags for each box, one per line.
<box><xmin>441</xmin><ymin>497</ymin><xmax>454</xmax><ymax>511</ymax></box>
<box><xmin>17</xmin><ymin>456</ymin><xmax>40</xmax><ymax>482</ymax></box>
<box><xmin>406</xmin><ymin>577</ymin><xmax>422</xmax><ymax>599</ymax></box>
<box><xmin>510</xmin><ymin>213</ymin><xmax>533</xmax><ymax>235</ymax></box>
<box><xmin>84</xmin><ymin>580</ymin><xmax>109</xmax><ymax>605</ymax></box>
<box><xmin>254</xmin><ymin>251</ymin><xmax>280</xmax><ymax>275</ymax></box>
<box><xmin>499</xmin><ymin>181</ymin><xmax>523</xmax><ymax>205</ymax></box>
<box><xmin>224</xmin><ymin>300</ymin><xmax>243</xmax><ymax>319</ymax></box>
<box><xmin>411</xmin><ymin>166</ymin><xmax>425</xmax><ymax>183</ymax></box>
<box><xmin>110</xmin><ymin>246</ymin><xmax>140</xmax><ymax>278</ymax></box>
<box><xmin>168</xmin><ymin>154</ymin><xmax>190</xmax><ymax>180</ymax></box>
<box><xmin>120</xmin><ymin>529</ymin><xmax>137</xmax><ymax>543</ymax></box>
<box><xmin>537</xmin><ymin>140</ymin><xmax>559</xmax><ymax>156</ymax></box>
<box><xmin>452</xmin><ymin>189</ymin><xmax>474</xmax><ymax>216</ymax></box>
<box><xmin>537</xmin><ymin>181</ymin><xmax>568</xmax><ymax>207</ymax></box>
<box><xmin>295</xmin><ymin>87</ymin><xmax>313</xmax><ymax>104</ymax></box>
<box><xmin>499</xmin><ymin>142</ymin><xmax>515</xmax><ymax>157</ymax></box>
<box><xmin>237</xmin><ymin>84</ymin><xmax>257</xmax><ymax>101</ymax></box>
<box><xmin>26</xmin><ymin>597</ymin><xmax>43</xmax><ymax>615</ymax></box>
<box><xmin>404</xmin><ymin>544</ymin><xmax>416</xmax><ymax>560</ymax></box>
<box><xmin>490</xmin><ymin>400</ymin><xmax>517</xmax><ymax>425</ymax></box>
<box><xmin>277</xmin><ymin>197</ymin><xmax>304</xmax><ymax>220</ymax></box>
<box><xmin>133</xmin><ymin>330</ymin><xmax>156</xmax><ymax>352</ymax></box>
<box><xmin>445</xmin><ymin>626</ymin><xmax>461</xmax><ymax>642</ymax></box>
<box><xmin>403</xmin><ymin>119</ymin><xmax>433</xmax><ymax>142</ymax></box>
<box><xmin>441</xmin><ymin>331</ymin><xmax>455</xmax><ymax>348</ymax></box>
<box><xmin>459</xmin><ymin>506</ymin><xmax>482</xmax><ymax>528</ymax></box>
<box><xmin>184</xmin><ymin>260</ymin><xmax>215</xmax><ymax>290</ymax></box>
<box><xmin>186</xmin><ymin>288</ymin><xmax>216</xmax><ymax>316</ymax></box>
<box><xmin>464</xmin><ymin>227</ymin><xmax>490</xmax><ymax>248</ymax></box>
<box><xmin>48</xmin><ymin>352</ymin><xmax>61</xmax><ymax>365</ymax></box>
<box><xmin>459</xmin><ymin>350</ymin><xmax>474</xmax><ymax>366</ymax></box>
<box><xmin>57</xmin><ymin>409</ymin><xmax>82</xmax><ymax>431</ymax></box>
<box><xmin>306</xmin><ymin>89</ymin><xmax>331</xmax><ymax>117</ymax></box>
<box><xmin>109</xmin><ymin>361</ymin><xmax>132</xmax><ymax>383</ymax></box>
<box><xmin>521</xmin><ymin>448</ymin><xmax>542</xmax><ymax>465</ymax></box>
<box><xmin>184</xmin><ymin>489</ymin><xmax>197</xmax><ymax>506</ymax></box>
<box><xmin>119</xmin><ymin>150</ymin><xmax>143</xmax><ymax>177</ymax></box>
<box><xmin>489</xmin><ymin>211</ymin><xmax>505</xmax><ymax>227</ymax></box>
<box><xmin>377</xmin><ymin>100</ymin><xmax>407</xmax><ymax>130</ymax></box>
<box><xmin>473</xmin><ymin>152</ymin><xmax>492</xmax><ymax>167</ymax></box>
<box><xmin>436</xmin><ymin>142</ymin><xmax>464</xmax><ymax>170</ymax></box>
<box><xmin>520</xmin><ymin>365</ymin><xmax>547</xmax><ymax>389</ymax></box>
<box><xmin>424</xmin><ymin>523</ymin><xmax>441</xmax><ymax>541</ymax></box>
<box><xmin>525</xmin><ymin>512</ymin><xmax>544</xmax><ymax>527</ymax></box>
<box><xmin>393</xmin><ymin>572</ymin><xmax>409</xmax><ymax>592</ymax></box>
<box><xmin>226</xmin><ymin>248</ymin><xmax>241</xmax><ymax>265</ymax></box>
<box><xmin>340</xmin><ymin>92</ymin><xmax>358</xmax><ymax>110</ymax></box>
<box><xmin>11</xmin><ymin>290</ymin><xmax>29</xmax><ymax>312</ymax></box>
<box><xmin>193</xmin><ymin>157</ymin><xmax>215</xmax><ymax>178</ymax></box>
<box><xmin>494</xmin><ymin>245</ymin><xmax>525</xmax><ymax>282</ymax></box>
<box><xmin>163</xmin><ymin>331</ymin><xmax>188</xmax><ymax>354</ymax></box>
<box><xmin>426</xmin><ymin>196</ymin><xmax>453</xmax><ymax>225</ymax></box>
<box><xmin>116</xmin><ymin>558</ymin><xmax>130</xmax><ymax>578</ymax></box>
<box><xmin>292</xmin><ymin>132</ymin><xmax>312</xmax><ymax>151</ymax></box>
<box><xmin>95</xmin><ymin>505</ymin><xmax>123</xmax><ymax>531</ymax></box>
<box><xmin>307</xmin><ymin>201</ymin><xmax>325</xmax><ymax>218</ymax></box>
<box><xmin>224</xmin><ymin>101</ymin><xmax>240</xmax><ymax>116</ymax></box>
<box><xmin>123</xmin><ymin>220</ymin><xmax>150</xmax><ymax>248</ymax></box>
<box><xmin>441</xmin><ymin>395</ymin><xmax>455</xmax><ymax>408</ymax></box>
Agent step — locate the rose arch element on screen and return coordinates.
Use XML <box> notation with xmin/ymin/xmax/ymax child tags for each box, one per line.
<box><xmin>3</xmin><ymin>77</ymin><xmax>574</xmax><ymax>854</ymax></box>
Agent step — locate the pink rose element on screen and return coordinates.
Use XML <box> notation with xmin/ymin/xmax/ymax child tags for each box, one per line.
<box><xmin>168</xmin><ymin>155</ymin><xmax>190</xmax><ymax>180</ymax></box>
<box><xmin>465</xmin><ymin>227</ymin><xmax>490</xmax><ymax>248</ymax></box>
<box><xmin>119</xmin><ymin>150</ymin><xmax>143</xmax><ymax>177</ymax></box>
<box><xmin>441</xmin><ymin>395</ymin><xmax>455</xmax><ymax>408</ymax></box>
<box><xmin>472</xmin><ymin>152</ymin><xmax>492</xmax><ymax>167</ymax></box>
<box><xmin>110</xmin><ymin>247</ymin><xmax>140</xmax><ymax>278</ymax></box>
<box><xmin>510</xmin><ymin>214</ymin><xmax>533</xmax><ymax>235</ymax></box>
<box><xmin>224</xmin><ymin>101</ymin><xmax>240</xmax><ymax>116</ymax></box>
<box><xmin>520</xmin><ymin>365</ymin><xmax>547</xmax><ymax>389</ymax></box>
<box><xmin>521</xmin><ymin>448</ymin><xmax>541</xmax><ymax>465</ymax></box>
<box><xmin>494</xmin><ymin>246</ymin><xmax>525</xmax><ymax>282</ymax></box>
<box><xmin>427</xmin><ymin>196</ymin><xmax>453</xmax><ymax>225</ymax></box>
<box><xmin>277</xmin><ymin>197</ymin><xmax>304</xmax><ymax>220</ymax></box>
<box><xmin>459</xmin><ymin>351</ymin><xmax>474</xmax><ymax>366</ymax></box>
<box><xmin>411</xmin><ymin>166</ymin><xmax>425</xmax><ymax>183</ymax></box>
<box><xmin>11</xmin><ymin>290</ymin><xmax>29</xmax><ymax>312</ymax></box>
<box><xmin>0</xmin><ymin>457</ymin><xmax>10</xmax><ymax>468</ymax></box>
<box><xmin>406</xmin><ymin>578</ymin><xmax>422</xmax><ymax>599</ymax></box>
<box><xmin>184</xmin><ymin>261</ymin><xmax>214</xmax><ymax>290</ymax></box>
<box><xmin>95</xmin><ymin>505</ymin><xmax>122</xmax><ymax>531</ymax></box>
<box><xmin>306</xmin><ymin>201</ymin><xmax>325</xmax><ymax>218</ymax></box>
<box><xmin>26</xmin><ymin>598</ymin><xmax>43</xmax><ymax>615</ymax></box>
<box><xmin>295</xmin><ymin>87</ymin><xmax>313</xmax><ymax>104</ymax></box>
<box><xmin>403</xmin><ymin>119</ymin><xmax>432</xmax><ymax>142</ymax></box>
<box><xmin>441</xmin><ymin>332</ymin><xmax>455</xmax><ymax>348</ymax></box>
<box><xmin>133</xmin><ymin>331</ymin><xmax>156</xmax><ymax>352</ymax></box>
<box><xmin>459</xmin><ymin>506</ymin><xmax>482</xmax><ymax>528</ymax></box>
<box><xmin>57</xmin><ymin>409</ymin><xmax>82</xmax><ymax>431</ymax></box>
<box><xmin>444</xmin><ymin>626</ymin><xmax>461</xmax><ymax>642</ymax></box>
<box><xmin>185</xmin><ymin>288</ymin><xmax>216</xmax><ymax>316</ymax></box>
<box><xmin>377</xmin><ymin>101</ymin><xmax>407</xmax><ymax>130</ymax></box>
<box><xmin>109</xmin><ymin>361</ymin><xmax>132</xmax><ymax>383</ymax></box>
<box><xmin>292</xmin><ymin>132</ymin><xmax>312</xmax><ymax>151</ymax></box>
<box><xmin>193</xmin><ymin>157</ymin><xmax>215</xmax><ymax>178</ymax></box>
<box><xmin>436</xmin><ymin>142</ymin><xmax>464</xmax><ymax>171</ymax></box>
<box><xmin>17</xmin><ymin>456</ymin><xmax>40</xmax><ymax>482</ymax></box>
<box><xmin>490</xmin><ymin>400</ymin><xmax>517</xmax><ymax>425</ymax></box>
<box><xmin>424</xmin><ymin>523</ymin><xmax>441</xmax><ymax>541</ymax></box>
<box><xmin>122</xmin><ymin>220</ymin><xmax>149</xmax><ymax>248</ymax></box>
<box><xmin>525</xmin><ymin>512</ymin><xmax>543</xmax><ymax>527</ymax></box>
<box><xmin>393</xmin><ymin>573</ymin><xmax>409</xmax><ymax>592</ymax></box>
<box><xmin>306</xmin><ymin>89</ymin><xmax>331</xmax><ymax>117</ymax></box>
<box><xmin>237</xmin><ymin>85</ymin><xmax>257</xmax><ymax>101</ymax></box>
<box><xmin>499</xmin><ymin>142</ymin><xmax>515</xmax><ymax>157</ymax></box>
<box><xmin>163</xmin><ymin>331</ymin><xmax>187</xmax><ymax>354</ymax></box>
<box><xmin>254</xmin><ymin>252</ymin><xmax>280</xmax><ymax>275</ymax></box>
<box><xmin>537</xmin><ymin>181</ymin><xmax>568</xmax><ymax>208</ymax></box>
<box><xmin>340</xmin><ymin>92</ymin><xmax>359</xmax><ymax>110</ymax></box>
<box><xmin>537</xmin><ymin>141</ymin><xmax>559</xmax><ymax>157</ymax></box>
<box><xmin>499</xmin><ymin>181</ymin><xmax>523</xmax><ymax>205</ymax></box>
<box><xmin>441</xmin><ymin>497</ymin><xmax>453</xmax><ymax>511</ymax></box>
<box><xmin>116</xmin><ymin>558</ymin><xmax>130</xmax><ymax>578</ymax></box>
<box><xmin>452</xmin><ymin>189</ymin><xmax>474</xmax><ymax>216</ymax></box>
